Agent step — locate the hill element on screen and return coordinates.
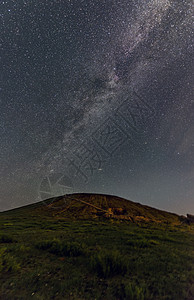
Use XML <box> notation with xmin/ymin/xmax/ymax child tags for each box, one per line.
<box><xmin>2</xmin><ymin>193</ymin><xmax>185</xmax><ymax>225</ymax></box>
<box><xmin>0</xmin><ymin>193</ymin><xmax>194</xmax><ymax>299</ymax></box>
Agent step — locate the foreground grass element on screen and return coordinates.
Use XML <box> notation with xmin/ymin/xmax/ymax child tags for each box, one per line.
<box><xmin>0</xmin><ymin>211</ymin><xmax>194</xmax><ymax>299</ymax></box>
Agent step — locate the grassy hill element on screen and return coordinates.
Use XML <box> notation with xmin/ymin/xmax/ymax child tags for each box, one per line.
<box><xmin>2</xmin><ymin>193</ymin><xmax>185</xmax><ymax>224</ymax></box>
<box><xmin>0</xmin><ymin>193</ymin><xmax>194</xmax><ymax>299</ymax></box>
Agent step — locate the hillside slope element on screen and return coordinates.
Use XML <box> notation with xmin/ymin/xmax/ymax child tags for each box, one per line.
<box><xmin>2</xmin><ymin>193</ymin><xmax>183</xmax><ymax>225</ymax></box>
<box><xmin>0</xmin><ymin>194</ymin><xmax>193</xmax><ymax>299</ymax></box>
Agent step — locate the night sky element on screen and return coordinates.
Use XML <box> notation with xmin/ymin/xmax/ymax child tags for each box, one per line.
<box><xmin>1</xmin><ymin>0</ymin><xmax>194</xmax><ymax>214</ymax></box>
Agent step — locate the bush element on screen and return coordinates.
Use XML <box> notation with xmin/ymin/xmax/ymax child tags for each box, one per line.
<box><xmin>36</xmin><ymin>239</ymin><xmax>87</xmax><ymax>257</ymax></box>
<box><xmin>90</xmin><ymin>249</ymin><xmax>127</xmax><ymax>278</ymax></box>
<box><xmin>0</xmin><ymin>247</ymin><xmax>20</xmax><ymax>272</ymax></box>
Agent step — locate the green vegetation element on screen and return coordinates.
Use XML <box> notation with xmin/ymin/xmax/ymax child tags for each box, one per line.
<box><xmin>0</xmin><ymin>247</ymin><xmax>20</xmax><ymax>272</ymax></box>
<box><xmin>35</xmin><ymin>239</ymin><xmax>87</xmax><ymax>257</ymax></box>
<box><xmin>90</xmin><ymin>249</ymin><xmax>127</xmax><ymax>278</ymax></box>
<box><xmin>0</xmin><ymin>234</ymin><xmax>15</xmax><ymax>244</ymax></box>
<box><xmin>0</xmin><ymin>195</ymin><xmax>193</xmax><ymax>299</ymax></box>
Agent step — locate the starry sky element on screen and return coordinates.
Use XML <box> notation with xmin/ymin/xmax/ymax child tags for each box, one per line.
<box><xmin>1</xmin><ymin>0</ymin><xmax>194</xmax><ymax>214</ymax></box>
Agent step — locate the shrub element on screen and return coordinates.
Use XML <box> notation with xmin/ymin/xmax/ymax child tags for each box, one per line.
<box><xmin>90</xmin><ymin>249</ymin><xmax>127</xmax><ymax>278</ymax></box>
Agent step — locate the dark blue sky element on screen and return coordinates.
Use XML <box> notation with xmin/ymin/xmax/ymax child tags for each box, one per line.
<box><xmin>1</xmin><ymin>0</ymin><xmax>194</xmax><ymax>214</ymax></box>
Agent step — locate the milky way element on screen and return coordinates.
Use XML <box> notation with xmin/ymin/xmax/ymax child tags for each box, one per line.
<box><xmin>1</xmin><ymin>0</ymin><xmax>194</xmax><ymax>214</ymax></box>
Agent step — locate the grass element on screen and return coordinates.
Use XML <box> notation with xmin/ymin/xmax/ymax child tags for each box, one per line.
<box><xmin>0</xmin><ymin>234</ymin><xmax>15</xmax><ymax>244</ymax></box>
<box><xmin>109</xmin><ymin>281</ymin><xmax>149</xmax><ymax>300</ymax></box>
<box><xmin>90</xmin><ymin>249</ymin><xmax>127</xmax><ymax>278</ymax></box>
<box><xmin>0</xmin><ymin>208</ymin><xmax>193</xmax><ymax>299</ymax></box>
<box><xmin>35</xmin><ymin>239</ymin><xmax>87</xmax><ymax>257</ymax></box>
<box><xmin>0</xmin><ymin>247</ymin><xmax>20</xmax><ymax>272</ymax></box>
